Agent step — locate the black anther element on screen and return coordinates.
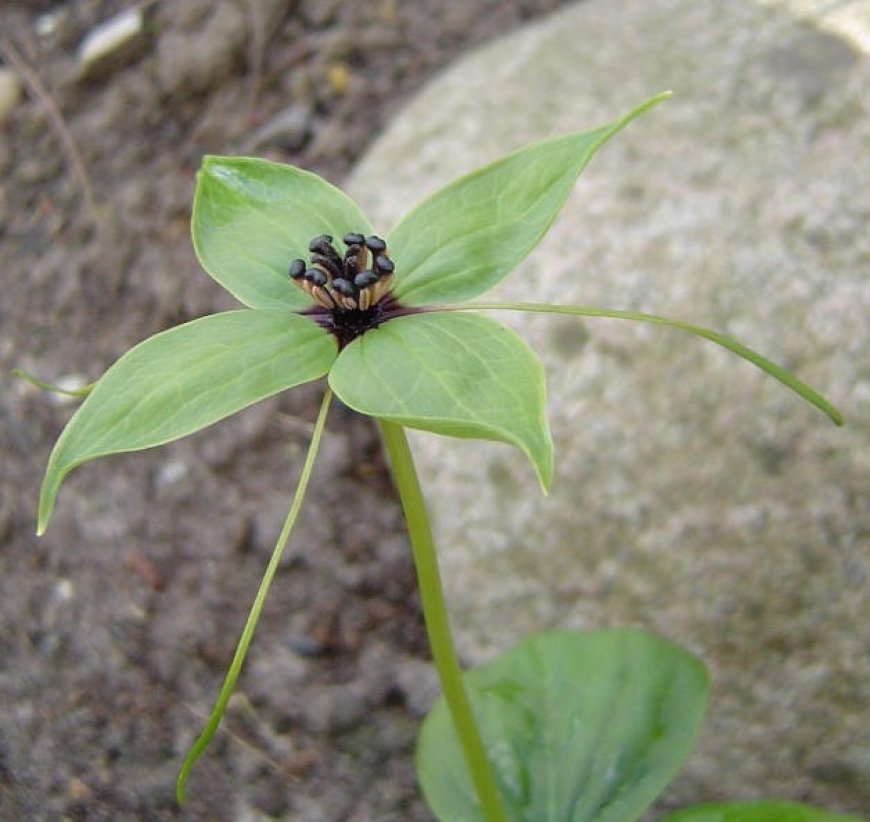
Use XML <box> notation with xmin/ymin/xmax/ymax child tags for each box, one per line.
<box><xmin>289</xmin><ymin>258</ymin><xmax>306</xmax><ymax>279</ymax></box>
<box><xmin>305</xmin><ymin>268</ymin><xmax>328</xmax><ymax>287</ymax></box>
<box><xmin>364</xmin><ymin>235</ymin><xmax>386</xmax><ymax>253</ymax></box>
<box><xmin>343</xmin><ymin>232</ymin><xmax>365</xmax><ymax>247</ymax></box>
<box><xmin>312</xmin><ymin>252</ymin><xmax>342</xmax><ymax>278</ymax></box>
<box><xmin>332</xmin><ymin>277</ymin><xmax>355</xmax><ymax>297</ymax></box>
<box><xmin>374</xmin><ymin>254</ymin><xmax>394</xmax><ymax>274</ymax></box>
<box><xmin>354</xmin><ymin>270</ymin><xmax>379</xmax><ymax>289</ymax></box>
<box><xmin>308</xmin><ymin>234</ymin><xmax>334</xmax><ymax>253</ymax></box>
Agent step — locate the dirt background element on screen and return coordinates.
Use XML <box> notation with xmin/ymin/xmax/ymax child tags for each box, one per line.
<box><xmin>0</xmin><ymin>1</ymin><xmax>571</xmax><ymax>820</ymax></box>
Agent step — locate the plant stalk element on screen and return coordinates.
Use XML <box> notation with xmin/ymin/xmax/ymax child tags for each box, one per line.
<box><xmin>176</xmin><ymin>387</ymin><xmax>333</xmax><ymax>803</ymax></box>
<box><xmin>378</xmin><ymin>420</ymin><xmax>507</xmax><ymax>822</ymax></box>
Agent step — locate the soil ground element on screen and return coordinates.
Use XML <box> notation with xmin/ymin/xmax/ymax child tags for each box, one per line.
<box><xmin>0</xmin><ymin>1</ymin><xmax>569</xmax><ymax>819</ymax></box>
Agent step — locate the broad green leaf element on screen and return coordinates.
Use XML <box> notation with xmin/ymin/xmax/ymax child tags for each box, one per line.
<box><xmin>387</xmin><ymin>92</ymin><xmax>671</xmax><ymax>306</ymax></box>
<box><xmin>39</xmin><ymin>311</ymin><xmax>336</xmax><ymax>534</ymax></box>
<box><xmin>328</xmin><ymin>312</ymin><xmax>553</xmax><ymax>491</ymax></box>
<box><xmin>417</xmin><ymin>629</ymin><xmax>709</xmax><ymax>822</ymax></box>
<box><xmin>660</xmin><ymin>801</ymin><xmax>865</xmax><ymax>822</ymax></box>
<box><xmin>193</xmin><ymin>156</ymin><xmax>373</xmax><ymax>310</ymax></box>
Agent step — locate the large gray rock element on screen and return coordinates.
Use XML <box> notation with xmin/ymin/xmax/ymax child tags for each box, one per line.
<box><xmin>347</xmin><ymin>0</ymin><xmax>868</xmax><ymax>813</ymax></box>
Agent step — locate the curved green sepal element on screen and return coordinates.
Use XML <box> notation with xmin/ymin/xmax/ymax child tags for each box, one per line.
<box><xmin>456</xmin><ymin>302</ymin><xmax>843</xmax><ymax>426</ymax></box>
<box><xmin>661</xmin><ymin>801</ymin><xmax>865</xmax><ymax>822</ymax></box>
<box><xmin>388</xmin><ymin>92</ymin><xmax>671</xmax><ymax>306</ymax></box>
<box><xmin>328</xmin><ymin>312</ymin><xmax>553</xmax><ymax>491</ymax></box>
<box><xmin>38</xmin><ymin>311</ymin><xmax>336</xmax><ymax>534</ymax></box>
<box><xmin>176</xmin><ymin>389</ymin><xmax>334</xmax><ymax>805</ymax></box>
<box><xmin>193</xmin><ymin>156</ymin><xmax>373</xmax><ymax>310</ymax></box>
<box><xmin>417</xmin><ymin>629</ymin><xmax>709</xmax><ymax>822</ymax></box>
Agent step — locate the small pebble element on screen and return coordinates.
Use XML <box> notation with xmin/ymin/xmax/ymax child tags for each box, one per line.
<box><xmin>244</xmin><ymin>103</ymin><xmax>312</xmax><ymax>153</ymax></box>
<box><xmin>0</xmin><ymin>69</ymin><xmax>22</xmax><ymax>128</ymax></box>
<box><xmin>66</xmin><ymin>776</ymin><xmax>92</xmax><ymax>801</ymax></box>
<box><xmin>327</xmin><ymin>62</ymin><xmax>350</xmax><ymax>95</ymax></box>
<box><xmin>77</xmin><ymin>8</ymin><xmax>147</xmax><ymax>82</ymax></box>
<box><xmin>35</xmin><ymin>9</ymin><xmax>67</xmax><ymax>38</ymax></box>
<box><xmin>300</xmin><ymin>0</ymin><xmax>342</xmax><ymax>27</ymax></box>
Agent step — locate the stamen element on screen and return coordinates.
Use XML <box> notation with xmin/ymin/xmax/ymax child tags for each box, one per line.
<box><xmin>311</xmin><ymin>252</ymin><xmax>342</xmax><ymax>281</ymax></box>
<box><xmin>343</xmin><ymin>245</ymin><xmax>362</xmax><ymax>280</ymax></box>
<box><xmin>332</xmin><ymin>277</ymin><xmax>358</xmax><ymax>310</ymax></box>
<box><xmin>289</xmin><ymin>232</ymin><xmax>399</xmax><ymax>341</ymax></box>
<box><xmin>354</xmin><ymin>270</ymin><xmax>378</xmax><ymax>311</ymax></box>
<box><xmin>304</xmin><ymin>267</ymin><xmax>334</xmax><ymax>308</ymax></box>
<box><xmin>304</xmin><ymin>267</ymin><xmax>328</xmax><ymax>287</ymax></box>
<box><xmin>309</xmin><ymin>234</ymin><xmax>343</xmax><ymax>270</ymax></box>
<box><xmin>374</xmin><ymin>254</ymin><xmax>394</xmax><ymax>274</ymax></box>
<box><xmin>364</xmin><ymin>235</ymin><xmax>386</xmax><ymax>254</ymax></box>
<box><xmin>308</xmin><ymin>234</ymin><xmax>333</xmax><ymax>254</ymax></box>
<box><xmin>370</xmin><ymin>273</ymin><xmax>393</xmax><ymax>305</ymax></box>
<box><xmin>311</xmin><ymin>287</ymin><xmax>335</xmax><ymax>309</ymax></box>
<box><xmin>354</xmin><ymin>270</ymin><xmax>379</xmax><ymax>289</ymax></box>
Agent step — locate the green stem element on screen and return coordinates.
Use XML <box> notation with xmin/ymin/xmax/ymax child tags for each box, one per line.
<box><xmin>11</xmin><ymin>367</ymin><xmax>95</xmax><ymax>397</ymax></box>
<box><xmin>378</xmin><ymin>420</ymin><xmax>507</xmax><ymax>822</ymax></box>
<box><xmin>176</xmin><ymin>387</ymin><xmax>333</xmax><ymax>804</ymax></box>
<box><xmin>440</xmin><ymin>301</ymin><xmax>843</xmax><ymax>426</ymax></box>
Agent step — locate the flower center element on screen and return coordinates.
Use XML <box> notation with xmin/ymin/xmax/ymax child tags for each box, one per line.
<box><xmin>290</xmin><ymin>232</ymin><xmax>418</xmax><ymax>348</ymax></box>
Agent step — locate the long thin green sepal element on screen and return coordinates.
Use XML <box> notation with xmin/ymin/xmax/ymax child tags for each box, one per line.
<box><xmin>448</xmin><ymin>302</ymin><xmax>843</xmax><ymax>426</ymax></box>
<box><xmin>176</xmin><ymin>387</ymin><xmax>333</xmax><ymax>805</ymax></box>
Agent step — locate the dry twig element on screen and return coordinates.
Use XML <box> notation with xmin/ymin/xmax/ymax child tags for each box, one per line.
<box><xmin>0</xmin><ymin>36</ymin><xmax>101</xmax><ymax>227</ymax></box>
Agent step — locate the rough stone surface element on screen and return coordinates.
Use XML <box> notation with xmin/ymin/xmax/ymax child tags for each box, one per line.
<box><xmin>347</xmin><ymin>0</ymin><xmax>869</xmax><ymax>813</ymax></box>
<box><xmin>759</xmin><ymin>0</ymin><xmax>870</xmax><ymax>52</ymax></box>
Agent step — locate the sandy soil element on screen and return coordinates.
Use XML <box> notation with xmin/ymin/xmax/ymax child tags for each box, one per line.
<box><xmin>0</xmin><ymin>1</ymin><xmax>568</xmax><ymax>819</ymax></box>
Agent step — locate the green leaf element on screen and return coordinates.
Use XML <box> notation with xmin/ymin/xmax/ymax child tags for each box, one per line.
<box><xmin>328</xmin><ymin>311</ymin><xmax>553</xmax><ymax>491</ymax></box>
<box><xmin>193</xmin><ymin>156</ymin><xmax>373</xmax><ymax>310</ymax></box>
<box><xmin>387</xmin><ymin>92</ymin><xmax>671</xmax><ymax>306</ymax></box>
<box><xmin>38</xmin><ymin>311</ymin><xmax>336</xmax><ymax>534</ymax></box>
<box><xmin>417</xmin><ymin>629</ymin><xmax>709</xmax><ymax>822</ymax></box>
<box><xmin>417</xmin><ymin>629</ymin><xmax>708</xmax><ymax>822</ymax></box>
<box><xmin>660</xmin><ymin>801</ymin><xmax>865</xmax><ymax>822</ymax></box>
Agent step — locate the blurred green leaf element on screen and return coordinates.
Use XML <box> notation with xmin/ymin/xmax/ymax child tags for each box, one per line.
<box><xmin>417</xmin><ymin>629</ymin><xmax>708</xmax><ymax>822</ymax></box>
<box><xmin>660</xmin><ymin>801</ymin><xmax>865</xmax><ymax>822</ymax></box>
